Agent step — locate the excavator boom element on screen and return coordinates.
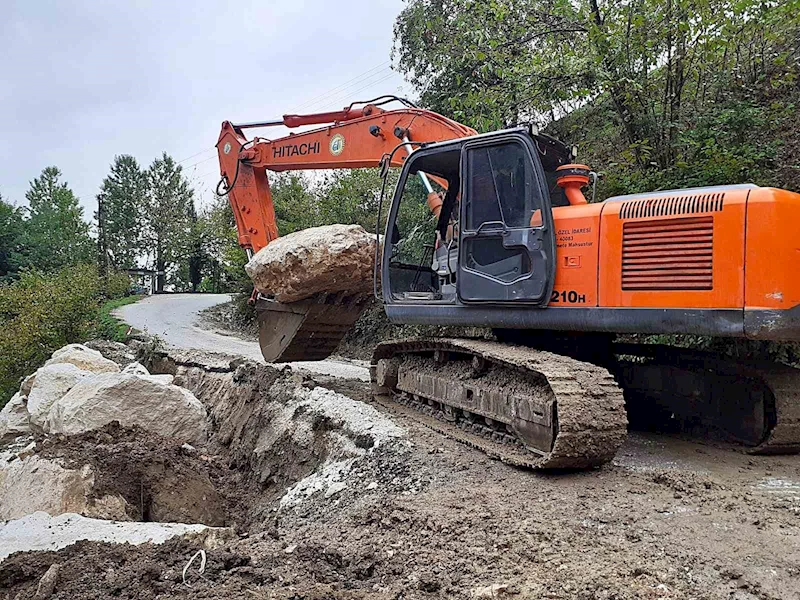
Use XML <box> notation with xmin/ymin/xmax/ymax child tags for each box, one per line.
<box><xmin>216</xmin><ymin>100</ymin><xmax>475</xmax><ymax>253</ymax></box>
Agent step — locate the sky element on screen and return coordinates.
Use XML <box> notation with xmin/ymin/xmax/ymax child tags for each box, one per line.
<box><xmin>0</xmin><ymin>0</ymin><xmax>409</xmax><ymax>216</ymax></box>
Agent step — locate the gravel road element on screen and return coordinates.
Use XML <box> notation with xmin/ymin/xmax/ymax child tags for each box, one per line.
<box><xmin>114</xmin><ymin>294</ymin><xmax>369</xmax><ymax>380</ymax></box>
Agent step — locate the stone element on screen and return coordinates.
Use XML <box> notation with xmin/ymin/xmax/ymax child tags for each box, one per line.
<box><xmin>27</xmin><ymin>364</ymin><xmax>94</xmax><ymax>431</ymax></box>
<box><xmin>46</xmin><ymin>373</ymin><xmax>207</xmax><ymax>443</ymax></box>
<box><xmin>84</xmin><ymin>339</ymin><xmax>136</xmax><ymax>366</ymax></box>
<box><xmin>245</xmin><ymin>223</ymin><xmax>376</xmax><ymax>302</ymax></box>
<box><xmin>20</xmin><ymin>373</ymin><xmax>36</xmax><ymax>396</ymax></box>
<box><xmin>473</xmin><ymin>584</ymin><xmax>511</xmax><ymax>598</ymax></box>
<box><xmin>0</xmin><ymin>455</ymin><xmax>119</xmax><ymax>521</ymax></box>
<box><xmin>122</xmin><ymin>361</ymin><xmax>149</xmax><ymax>376</ymax></box>
<box><xmin>34</xmin><ymin>563</ymin><xmax>60</xmax><ymax>600</ymax></box>
<box><xmin>0</xmin><ymin>393</ymin><xmax>30</xmax><ymax>440</ymax></box>
<box><xmin>122</xmin><ymin>362</ymin><xmax>173</xmax><ymax>385</ymax></box>
<box><xmin>45</xmin><ymin>343</ymin><xmax>120</xmax><ymax>374</ymax></box>
<box><xmin>0</xmin><ymin>512</ymin><xmax>231</xmax><ymax>563</ymax></box>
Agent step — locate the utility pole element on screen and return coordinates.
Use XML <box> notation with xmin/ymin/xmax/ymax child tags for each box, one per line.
<box><xmin>96</xmin><ymin>193</ymin><xmax>109</xmax><ymax>281</ymax></box>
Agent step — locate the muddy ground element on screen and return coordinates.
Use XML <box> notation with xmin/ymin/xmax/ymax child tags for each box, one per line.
<box><xmin>2</xmin><ymin>346</ymin><xmax>800</xmax><ymax>599</ymax></box>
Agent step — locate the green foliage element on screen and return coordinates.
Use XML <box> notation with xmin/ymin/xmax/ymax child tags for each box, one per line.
<box><xmin>0</xmin><ymin>265</ymin><xmax>136</xmax><ymax>407</ymax></box>
<box><xmin>0</xmin><ymin>265</ymin><xmax>99</xmax><ymax>404</ymax></box>
<box><xmin>0</xmin><ymin>195</ymin><xmax>29</xmax><ymax>281</ymax></box>
<box><xmin>96</xmin><ymin>155</ymin><xmax>146</xmax><ymax>270</ymax></box>
<box><xmin>200</xmin><ymin>194</ymin><xmax>250</xmax><ymax>293</ymax></box>
<box><xmin>394</xmin><ymin>0</ymin><xmax>800</xmax><ymax>176</ymax></box>
<box><xmin>271</xmin><ymin>169</ymin><xmax>398</xmax><ymax>235</ymax></box>
<box><xmin>24</xmin><ymin>167</ymin><xmax>94</xmax><ymax>271</ymax></box>
<box><xmin>95</xmin><ymin>294</ymin><xmax>142</xmax><ymax>342</ymax></box>
<box><xmin>142</xmin><ymin>153</ymin><xmax>194</xmax><ymax>291</ymax></box>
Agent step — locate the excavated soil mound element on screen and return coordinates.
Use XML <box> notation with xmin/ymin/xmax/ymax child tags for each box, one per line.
<box><xmin>35</xmin><ymin>422</ymin><xmax>250</xmax><ymax>528</ymax></box>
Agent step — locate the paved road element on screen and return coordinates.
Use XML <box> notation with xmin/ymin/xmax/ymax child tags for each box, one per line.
<box><xmin>115</xmin><ymin>294</ymin><xmax>369</xmax><ymax>381</ymax></box>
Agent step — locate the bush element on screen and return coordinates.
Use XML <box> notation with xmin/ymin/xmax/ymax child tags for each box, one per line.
<box><xmin>0</xmin><ymin>265</ymin><xmax>138</xmax><ymax>407</ymax></box>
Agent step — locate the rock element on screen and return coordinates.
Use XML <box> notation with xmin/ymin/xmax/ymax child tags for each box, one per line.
<box><xmin>245</xmin><ymin>224</ymin><xmax>376</xmax><ymax>302</ymax></box>
<box><xmin>20</xmin><ymin>373</ymin><xmax>36</xmax><ymax>396</ymax></box>
<box><xmin>0</xmin><ymin>512</ymin><xmax>232</xmax><ymax>563</ymax></box>
<box><xmin>122</xmin><ymin>362</ymin><xmax>174</xmax><ymax>384</ymax></box>
<box><xmin>34</xmin><ymin>563</ymin><xmax>59</xmax><ymax>600</ymax></box>
<box><xmin>45</xmin><ymin>344</ymin><xmax>120</xmax><ymax>374</ymax></box>
<box><xmin>0</xmin><ymin>455</ymin><xmax>126</xmax><ymax>521</ymax></box>
<box><xmin>0</xmin><ymin>393</ymin><xmax>30</xmax><ymax>440</ymax></box>
<box><xmin>27</xmin><ymin>364</ymin><xmax>94</xmax><ymax>431</ymax></box>
<box><xmin>473</xmin><ymin>584</ymin><xmax>511</xmax><ymax>598</ymax></box>
<box><xmin>47</xmin><ymin>373</ymin><xmax>207</xmax><ymax>443</ymax></box>
<box><xmin>84</xmin><ymin>339</ymin><xmax>136</xmax><ymax>366</ymax></box>
<box><xmin>122</xmin><ymin>361</ymin><xmax>150</xmax><ymax>376</ymax></box>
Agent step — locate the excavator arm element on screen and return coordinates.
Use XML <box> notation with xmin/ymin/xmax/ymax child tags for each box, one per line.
<box><xmin>215</xmin><ymin>100</ymin><xmax>476</xmax><ymax>253</ymax></box>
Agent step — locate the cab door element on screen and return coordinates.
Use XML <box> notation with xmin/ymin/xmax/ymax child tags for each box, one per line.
<box><xmin>457</xmin><ymin>132</ymin><xmax>556</xmax><ymax>304</ymax></box>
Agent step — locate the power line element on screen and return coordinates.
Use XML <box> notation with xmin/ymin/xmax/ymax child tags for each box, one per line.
<box><xmin>293</xmin><ymin>61</ymin><xmax>391</xmax><ymax>112</ymax></box>
<box><xmin>172</xmin><ymin>60</ymin><xmax>395</xmax><ymax>167</ymax></box>
<box><xmin>181</xmin><ymin>154</ymin><xmax>217</xmax><ymax>171</ymax></box>
<box><xmin>301</xmin><ymin>68</ymin><xmax>397</xmax><ymax>114</ymax></box>
<box><xmin>312</xmin><ymin>71</ymin><xmax>400</xmax><ymax>113</ymax></box>
<box><xmin>176</xmin><ymin>147</ymin><xmax>215</xmax><ymax>164</ymax></box>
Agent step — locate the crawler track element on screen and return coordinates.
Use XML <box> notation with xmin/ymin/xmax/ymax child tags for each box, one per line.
<box><xmin>371</xmin><ymin>338</ymin><xmax>628</xmax><ymax>469</ymax></box>
<box><xmin>614</xmin><ymin>343</ymin><xmax>800</xmax><ymax>454</ymax></box>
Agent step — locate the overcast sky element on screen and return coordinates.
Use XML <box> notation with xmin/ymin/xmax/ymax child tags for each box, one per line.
<box><xmin>0</xmin><ymin>0</ymin><xmax>408</xmax><ymax>217</ymax></box>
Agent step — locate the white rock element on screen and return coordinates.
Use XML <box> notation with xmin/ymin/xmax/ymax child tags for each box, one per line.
<box><xmin>122</xmin><ymin>361</ymin><xmax>150</xmax><ymax>376</ymax></box>
<box><xmin>0</xmin><ymin>393</ymin><xmax>30</xmax><ymax>440</ymax></box>
<box><xmin>20</xmin><ymin>373</ymin><xmax>36</xmax><ymax>397</ymax></box>
<box><xmin>141</xmin><ymin>374</ymin><xmax>175</xmax><ymax>385</ymax></box>
<box><xmin>47</xmin><ymin>373</ymin><xmax>207</xmax><ymax>443</ymax></box>
<box><xmin>45</xmin><ymin>344</ymin><xmax>120</xmax><ymax>374</ymax></box>
<box><xmin>245</xmin><ymin>223</ymin><xmax>376</xmax><ymax>302</ymax></box>
<box><xmin>27</xmin><ymin>364</ymin><xmax>94</xmax><ymax>431</ymax></box>
<box><xmin>0</xmin><ymin>512</ymin><xmax>221</xmax><ymax>563</ymax></box>
<box><xmin>122</xmin><ymin>362</ymin><xmax>174</xmax><ymax>385</ymax></box>
<box><xmin>0</xmin><ymin>456</ymin><xmax>94</xmax><ymax>521</ymax></box>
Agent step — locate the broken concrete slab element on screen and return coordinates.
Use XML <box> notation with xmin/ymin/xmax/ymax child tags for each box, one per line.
<box><xmin>27</xmin><ymin>364</ymin><xmax>94</xmax><ymax>432</ymax></box>
<box><xmin>0</xmin><ymin>393</ymin><xmax>30</xmax><ymax>440</ymax></box>
<box><xmin>245</xmin><ymin>223</ymin><xmax>376</xmax><ymax>303</ymax></box>
<box><xmin>0</xmin><ymin>511</ymin><xmax>232</xmax><ymax>563</ymax></box>
<box><xmin>46</xmin><ymin>373</ymin><xmax>207</xmax><ymax>444</ymax></box>
<box><xmin>45</xmin><ymin>344</ymin><xmax>120</xmax><ymax>375</ymax></box>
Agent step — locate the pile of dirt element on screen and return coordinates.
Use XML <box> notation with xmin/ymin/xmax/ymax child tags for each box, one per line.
<box><xmin>36</xmin><ymin>423</ymin><xmax>243</xmax><ymax>527</ymax></box>
<box><xmin>3</xmin><ymin>341</ymin><xmax>800</xmax><ymax>599</ymax></box>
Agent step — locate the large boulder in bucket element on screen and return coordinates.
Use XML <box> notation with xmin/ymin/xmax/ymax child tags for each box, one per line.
<box><xmin>245</xmin><ymin>224</ymin><xmax>376</xmax><ymax>303</ymax></box>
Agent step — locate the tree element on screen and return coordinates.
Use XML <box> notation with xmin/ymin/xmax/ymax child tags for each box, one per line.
<box><xmin>0</xmin><ymin>194</ymin><xmax>28</xmax><ymax>281</ymax></box>
<box><xmin>393</xmin><ymin>0</ymin><xmax>800</xmax><ymax>172</ymax></box>
<box><xmin>96</xmin><ymin>155</ymin><xmax>145</xmax><ymax>271</ymax></box>
<box><xmin>201</xmin><ymin>194</ymin><xmax>249</xmax><ymax>293</ymax></box>
<box><xmin>141</xmin><ymin>153</ymin><xmax>194</xmax><ymax>292</ymax></box>
<box><xmin>24</xmin><ymin>167</ymin><xmax>94</xmax><ymax>271</ymax></box>
<box><xmin>271</xmin><ymin>173</ymin><xmax>319</xmax><ymax>234</ymax></box>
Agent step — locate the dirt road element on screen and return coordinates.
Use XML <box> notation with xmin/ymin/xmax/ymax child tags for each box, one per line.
<box><xmin>115</xmin><ymin>293</ymin><xmax>369</xmax><ymax>380</ymax></box>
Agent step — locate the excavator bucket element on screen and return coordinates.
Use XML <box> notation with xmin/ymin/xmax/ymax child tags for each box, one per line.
<box><xmin>256</xmin><ymin>293</ymin><xmax>370</xmax><ymax>362</ymax></box>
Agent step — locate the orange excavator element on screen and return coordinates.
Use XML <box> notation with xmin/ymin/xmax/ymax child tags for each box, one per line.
<box><xmin>216</xmin><ymin>96</ymin><xmax>800</xmax><ymax>468</ymax></box>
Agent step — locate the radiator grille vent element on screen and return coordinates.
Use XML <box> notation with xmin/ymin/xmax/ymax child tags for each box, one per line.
<box><xmin>622</xmin><ymin>216</ymin><xmax>713</xmax><ymax>291</ymax></box>
<box><xmin>619</xmin><ymin>192</ymin><xmax>724</xmax><ymax>219</ymax></box>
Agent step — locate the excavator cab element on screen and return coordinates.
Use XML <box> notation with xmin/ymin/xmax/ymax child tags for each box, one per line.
<box><xmin>382</xmin><ymin>128</ymin><xmax>564</xmax><ymax>308</ymax></box>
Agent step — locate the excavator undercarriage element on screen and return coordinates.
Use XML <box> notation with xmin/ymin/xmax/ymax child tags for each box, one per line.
<box><xmin>371</xmin><ymin>338</ymin><xmax>628</xmax><ymax>469</ymax></box>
